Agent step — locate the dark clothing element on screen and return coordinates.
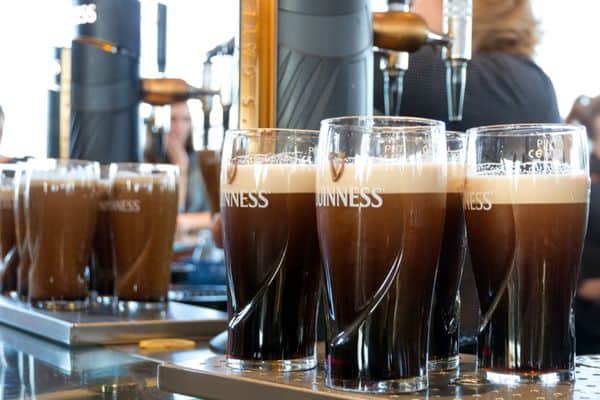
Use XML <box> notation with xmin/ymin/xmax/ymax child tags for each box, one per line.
<box><xmin>576</xmin><ymin>176</ymin><xmax>600</xmax><ymax>354</ymax></box>
<box><xmin>582</xmin><ymin>178</ymin><xmax>600</xmax><ymax>282</ymax></box>
<box><xmin>375</xmin><ymin>47</ymin><xmax>562</xmax><ymax>129</ymax></box>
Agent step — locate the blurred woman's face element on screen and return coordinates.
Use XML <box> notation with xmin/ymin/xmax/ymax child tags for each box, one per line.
<box><xmin>170</xmin><ymin>102</ymin><xmax>192</xmax><ymax>144</ymax></box>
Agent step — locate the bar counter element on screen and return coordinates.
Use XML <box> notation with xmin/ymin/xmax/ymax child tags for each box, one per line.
<box><xmin>2</xmin><ymin>319</ymin><xmax>600</xmax><ymax>400</ymax></box>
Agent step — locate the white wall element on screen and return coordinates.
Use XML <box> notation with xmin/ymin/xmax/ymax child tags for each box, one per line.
<box><xmin>0</xmin><ymin>0</ymin><xmax>72</xmax><ymax>158</ymax></box>
<box><xmin>531</xmin><ymin>0</ymin><xmax>600</xmax><ymax>116</ymax></box>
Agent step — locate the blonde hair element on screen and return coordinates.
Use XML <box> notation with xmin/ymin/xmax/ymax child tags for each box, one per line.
<box><xmin>472</xmin><ymin>0</ymin><xmax>539</xmax><ymax>57</ymax></box>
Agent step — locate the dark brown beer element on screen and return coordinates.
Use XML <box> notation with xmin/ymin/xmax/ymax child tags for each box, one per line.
<box><xmin>109</xmin><ymin>175</ymin><xmax>177</xmax><ymax>302</ymax></box>
<box><xmin>14</xmin><ymin>180</ymin><xmax>29</xmax><ymax>298</ymax></box>
<box><xmin>317</xmin><ymin>163</ymin><xmax>446</xmax><ymax>387</ymax></box>
<box><xmin>90</xmin><ymin>181</ymin><xmax>114</xmax><ymax>297</ymax></box>
<box><xmin>429</xmin><ymin>166</ymin><xmax>466</xmax><ymax>369</ymax></box>
<box><xmin>27</xmin><ymin>179</ymin><xmax>97</xmax><ymax>303</ymax></box>
<box><xmin>197</xmin><ymin>150</ymin><xmax>220</xmax><ymax>214</ymax></box>
<box><xmin>0</xmin><ymin>188</ymin><xmax>18</xmax><ymax>293</ymax></box>
<box><xmin>222</xmin><ymin>164</ymin><xmax>320</xmax><ymax>364</ymax></box>
<box><xmin>465</xmin><ymin>174</ymin><xmax>588</xmax><ymax>375</ymax></box>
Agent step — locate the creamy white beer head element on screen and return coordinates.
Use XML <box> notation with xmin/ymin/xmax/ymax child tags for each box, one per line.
<box><xmin>29</xmin><ymin>177</ymin><xmax>96</xmax><ymax>191</ymax></box>
<box><xmin>222</xmin><ymin>164</ymin><xmax>315</xmax><ymax>194</ymax></box>
<box><xmin>316</xmin><ymin>162</ymin><xmax>447</xmax><ymax>209</ymax></box>
<box><xmin>464</xmin><ymin>173</ymin><xmax>590</xmax><ymax>208</ymax></box>
<box><xmin>448</xmin><ymin>163</ymin><xmax>466</xmax><ymax>193</ymax></box>
<box><xmin>317</xmin><ymin>162</ymin><xmax>447</xmax><ymax>194</ymax></box>
<box><xmin>113</xmin><ymin>173</ymin><xmax>177</xmax><ymax>191</ymax></box>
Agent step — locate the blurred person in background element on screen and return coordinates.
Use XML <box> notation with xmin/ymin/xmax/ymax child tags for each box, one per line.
<box><xmin>566</xmin><ymin>95</ymin><xmax>600</xmax><ymax>354</ymax></box>
<box><xmin>145</xmin><ymin>102</ymin><xmax>210</xmax><ymax>244</ymax></box>
<box><xmin>164</xmin><ymin>102</ymin><xmax>207</xmax><ymax>213</ymax></box>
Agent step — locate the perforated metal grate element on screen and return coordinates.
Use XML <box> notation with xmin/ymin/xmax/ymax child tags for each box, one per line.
<box><xmin>159</xmin><ymin>355</ymin><xmax>600</xmax><ymax>400</ymax></box>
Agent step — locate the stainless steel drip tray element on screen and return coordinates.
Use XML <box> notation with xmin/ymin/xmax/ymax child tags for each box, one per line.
<box><xmin>0</xmin><ymin>296</ymin><xmax>227</xmax><ymax>346</ymax></box>
<box><xmin>158</xmin><ymin>355</ymin><xmax>600</xmax><ymax>400</ymax></box>
<box><xmin>0</xmin><ymin>323</ymin><xmax>137</xmax><ymax>373</ymax></box>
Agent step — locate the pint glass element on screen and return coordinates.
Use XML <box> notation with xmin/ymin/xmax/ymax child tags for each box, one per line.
<box><xmin>221</xmin><ymin>129</ymin><xmax>321</xmax><ymax>371</ymax></box>
<box><xmin>25</xmin><ymin>159</ymin><xmax>99</xmax><ymax>309</ymax></box>
<box><xmin>464</xmin><ymin>124</ymin><xmax>590</xmax><ymax>384</ymax></box>
<box><xmin>108</xmin><ymin>163</ymin><xmax>178</xmax><ymax>307</ymax></box>
<box><xmin>316</xmin><ymin>116</ymin><xmax>447</xmax><ymax>392</ymax></box>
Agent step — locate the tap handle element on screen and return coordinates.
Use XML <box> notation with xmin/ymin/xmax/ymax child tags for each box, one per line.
<box><xmin>443</xmin><ymin>0</ymin><xmax>472</xmax><ymax>121</ymax></box>
<box><xmin>157</xmin><ymin>3</ymin><xmax>167</xmax><ymax>74</ymax></box>
<box><xmin>203</xmin><ymin>60</ymin><xmax>213</xmax><ymax>90</ymax></box>
<box><xmin>443</xmin><ymin>0</ymin><xmax>472</xmax><ymax>61</ymax></box>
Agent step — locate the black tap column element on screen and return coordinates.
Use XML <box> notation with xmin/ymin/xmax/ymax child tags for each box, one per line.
<box><xmin>70</xmin><ymin>0</ymin><xmax>141</xmax><ymax>163</ymax></box>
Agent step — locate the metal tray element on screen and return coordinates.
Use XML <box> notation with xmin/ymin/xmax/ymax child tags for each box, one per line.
<box><xmin>0</xmin><ymin>296</ymin><xmax>226</xmax><ymax>346</ymax></box>
<box><xmin>158</xmin><ymin>355</ymin><xmax>600</xmax><ymax>400</ymax></box>
<box><xmin>0</xmin><ymin>324</ymin><xmax>138</xmax><ymax>373</ymax></box>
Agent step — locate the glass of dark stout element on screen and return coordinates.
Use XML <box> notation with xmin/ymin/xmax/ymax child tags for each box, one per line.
<box><xmin>0</xmin><ymin>165</ymin><xmax>19</xmax><ymax>295</ymax></box>
<box><xmin>221</xmin><ymin>129</ymin><xmax>320</xmax><ymax>371</ymax></box>
<box><xmin>316</xmin><ymin>116</ymin><xmax>448</xmax><ymax>393</ymax></box>
<box><xmin>429</xmin><ymin>132</ymin><xmax>468</xmax><ymax>372</ymax></box>
<box><xmin>25</xmin><ymin>159</ymin><xmax>100</xmax><ymax>310</ymax></box>
<box><xmin>464</xmin><ymin>124</ymin><xmax>590</xmax><ymax>384</ymax></box>
<box><xmin>107</xmin><ymin>163</ymin><xmax>178</xmax><ymax>309</ymax></box>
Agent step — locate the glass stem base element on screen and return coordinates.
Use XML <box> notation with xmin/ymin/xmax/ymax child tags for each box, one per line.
<box><xmin>482</xmin><ymin>369</ymin><xmax>574</xmax><ymax>385</ymax></box>
<box><xmin>226</xmin><ymin>355</ymin><xmax>317</xmax><ymax>372</ymax></box>
<box><xmin>325</xmin><ymin>374</ymin><xmax>426</xmax><ymax>393</ymax></box>
<box><xmin>91</xmin><ymin>294</ymin><xmax>114</xmax><ymax>305</ymax></box>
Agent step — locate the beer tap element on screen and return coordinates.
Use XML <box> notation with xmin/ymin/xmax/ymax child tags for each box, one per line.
<box><xmin>206</xmin><ymin>38</ymin><xmax>234</xmax><ymax>60</ymax></box>
<box><xmin>201</xmin><ymin>59</ymin><xmax>214</xmax><ymax>149</ymax></box>
<box><xmin>373</xmin><ymin>0</ymin><xmax>472</xmax><ymax>121</ymax></box>
<box><xmin>443</xmin><ymin>0</ymin><xmax>472</xmax><ymax>121</ymax></box>
<box><xmin>219</xmin><ymin>57</ymin><xmax>234</xmax><ymax>134</ymax></box>
<box><xmin>376</xmin><ymin>0</ymin><xmax>411</xmax><ymax>117</ymax></box>
<box><xmin>205</xmin><ymin>38</ymin><xmax>234</xmax><ymax>134</ymax></box>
